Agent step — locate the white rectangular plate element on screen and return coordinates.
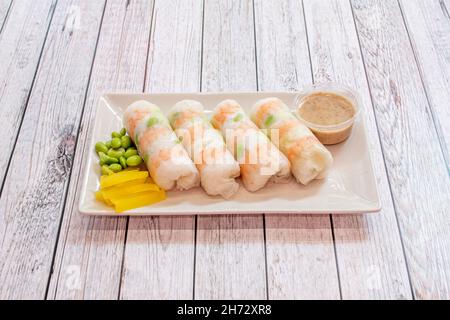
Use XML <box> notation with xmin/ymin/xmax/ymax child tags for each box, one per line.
<box><xmin>79</xmin><ymin>92</ymin><xmax>381</xmax><ymax>215</ymax></box>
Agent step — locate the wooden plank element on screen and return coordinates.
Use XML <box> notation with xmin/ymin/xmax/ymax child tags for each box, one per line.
<box><xmin>264</xmin><ymin>215</ymin><xmax>339</xmax><ymax>299</ymax></box>
<box><xmin>399</xmin><ymin>0</ymin><xmax>450</xmax><ymax>170</ymax></box>
<box><xmin>0</xmin><ymin>0</ymin><xmax>56</xmax><ymax>189</ymax></box>
<box><xmin>46</xmin><ymin>0</ymin><xmax>154</xmax><ymax>300</ymax></box>
<box><xmin>195</xmin><ymin>0</ymin><xmax>267</xmax><ymax>300</ymax></box>
<box><xmin>120</xmin><ymin>0</ymin><xmax>203</xmax><ymax>300</ymax></box>
<box><xmin>144</xmin><ymin>0</ymin><xmax>203</xmax><ymax>93</ymax></box>
<box><xmin>195</xmin><ymin>215</ymin><xmax>266</xmax><ymax>299</ymax></box>
<box><xmin>254</xmin><ymin>0</ymin><xmax>340</xmax><ymax>300</ymax></box>
<box><xmin>446</xmin><ymin>1</ymin><xmax>450</xmax><ymax>21</ymax></box>
<box><xmin>201</xmin><ymin>0</ymin><xmax>258</xmax><ymax>92</ymax></box>
<box><xmin>0</xmin><ymin>0</ymin><xmax>105</xmax><ymax>299</ymax></box>
<box><xmin>304</xmin><ymin>0</ymin><xmax>412</xmax><ymax>299</ymax></box>
<box><xmin>0</xmin><ymin>0</ymin><xmax>12</xmax><ymax>30</ymax></box>
<box><xmin>351</xmin><ymin>0</ymin><xmax>450</xmax><ymax>299</ymax></box>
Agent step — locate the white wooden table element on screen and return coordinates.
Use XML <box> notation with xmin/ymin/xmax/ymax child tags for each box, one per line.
<box><xmin>0</xmin><ymin>0</ymin><xmax>449</xmax><ymax>300</ymax></box>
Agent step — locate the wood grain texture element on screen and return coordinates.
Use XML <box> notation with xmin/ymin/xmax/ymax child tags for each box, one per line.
<box><xmin>47</xmin><ymin>0</ymin><xmax>154</xmax><ymax>300</ymax></box>
<box><xmin>195</xmin><ymin>0</ymin><xmax>267</xmax><ymax>300</ymax></box>
<box><xmin>445</xmin><ymin>0</ymin><xmax>450</xmax><ymax>23</ymax></box>
<box><xmin>304</xmin><ymin>0</ymin><xmax>412</xmax><ymax>299</ymax></box>
<box><xmin>120</xmin><ymin>0</ymin><xmax>203</xmax><ymax>300</ymax></box>
<box><xmin>254</xmin><ymin>0</ymin><xmax>312</xmax><ymax>91</ymax></box>
<box><xmin>201</xmin><ymin>0</ymin><xmax>257</xmax><ymax>92</ymax></box>
<box><xmin>446</xmin><ymin>0</ymin><xmax>450</xmax><ymax>9</ymax></box>
<box><xmin>351</xmin><ymin>0</ymin><xmax>450</xmax><ymax>299</ymax></box>
<box><xmin>0</xmin><ymin>0</ymin><xmax>12</xmax><ymax>30</ymax></box>
<box><xmin>195</xmin><ymin>215</ymin><xmax>266</xmax><ymax>299</ymax></box>
<box><xmin>0</xmin><ymin>0</ymin><xmax>105</xmax><ymax>299</ymax></box>
<box><xmin>0</xmin><ymin>0</ymin><xmax>56</xmax><ymax>189</ymax></box>
<box><xmin>254</xmin><ymin>0</ymin><xmax>340</xmax><ymax>300</ymax></box>
<box><xmin>144</xmin><ymin>0</ymin><xmax>203</xmax><ymax>93</ymax></box>
<box><xmin>399</xmin><ymin>0</ymin><xmax>450</xmax><ymax>170</ymax></box>
<box><xmin>264</xmin><ymin>215</ymin><xmax>339</xmax><ymax>299</ymax></box>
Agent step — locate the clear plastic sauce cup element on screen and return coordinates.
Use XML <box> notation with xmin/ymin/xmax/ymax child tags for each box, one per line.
<box><xmin>294</xmin><ymin>83</ymin><xmax>361</xmax><ymax>145</ymax></box>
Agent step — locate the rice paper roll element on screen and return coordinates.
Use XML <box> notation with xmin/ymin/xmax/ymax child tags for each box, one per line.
<box><xmin>123</xmin><ymin>100</ymin><xmax>199</xmax><ymax>191</ymax></box>
<box><xmin>168</xmin><ymin>100</ymin><xmax>240</xmax><ymax>199</ymax></box>
<box><xmin>211</xmin><ymin>99</ymin><xmax>291</xmax><ymax>192</ymax></box>
<box><xmin>250</xmin><ymin>97</ymin><xmax>333</xmax><ymax>185</ymax></box>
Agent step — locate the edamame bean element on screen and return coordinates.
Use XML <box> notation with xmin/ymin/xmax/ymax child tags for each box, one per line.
<box><xmin>119</xmin><ymin>156</ymin><xmax>127</xmax><ymax>169</ymax></box>
<box><xmin>111</xmin><ymin>137</ymin><xmax>121</xmax><ymax>149</ymax></box>
<box><xmin>121</xmin><ymin>135</ymin><xmax>132</xmax><ymax>149</ymax></box>
<box><xmin>124</xmin><ymin>147</ymin><xmax>138</xmax><ymax>158</ymax></box>
<box><xmin>109</xmin><ymin>163</ymin><xmax>122</xmax><ymax>173</ymax></box>
<box><xmin>126</xmin><ymin>155</ymin><xmax>142</xmax><ymax>166</ymax></box>
<box><xmin>100</xmin><ymin>152</ymin><xmax>118</xmax><ymax>164</ymax></box>
<box><xmin>107</xmin><ymin>148</ymin><xmax>125</xmax><ymax>159</ymax></box>
<box><xmin>95</xmin><ymin>142</ymin><xmax>108</xmax><ymax>154</ymax></box>
<box><xmin>101</xmin><ymin>165</ymin><xmax>114</xmax><ymax>176</ymax></box>
<box><xmin>99</xmin><ymin>151</ymin><xmax>106</xmax><ymax>164</ymax></box>
<box><xmin>99</xmin><ymin>152</ymin><xmax>107</xmax><ymax>165</ymax></box>
<box><xmin>99</xmin><ymin>128</ymin><xmax>144</xmax><ymax>176</ymax></box>
<box><xmin>111</xmin><ymin>131</ymin><xmax>122</xmax><ymax>138</ymax></box>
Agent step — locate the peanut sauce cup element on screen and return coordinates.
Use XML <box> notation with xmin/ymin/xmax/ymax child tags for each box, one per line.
<box><xmin>294</xmin><ymin>83</ymin><xmax>361</xmax><ymax>145</ymax></box>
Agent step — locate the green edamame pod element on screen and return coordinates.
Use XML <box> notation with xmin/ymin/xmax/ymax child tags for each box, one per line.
<box><xmin>95</xmin><ymin>142</ymin><xmax>108</xmax><ymax>154</ymax></box>
<box><xmin>109</xmin><ymin>163</ymin><xmax>122</xmax><ymax>173</ymax></box>
<box><xmin>100</xmin><ymin>152</ymin><xmax>118</xmax><ymax>164</ymax></box>
<box><xmin>111</xmin><ymin>131</ymin><xmax>122</xmax><ymax>139</ymax></box>
<box><xmin>109</xmin><ymin>157</ymin><xmax>119</xmax><ymax>164</ymax></box>
<box><xmin>124</xmin><ymin>147</ymin><xmax>138</xmax><ymax>158</ymax></box>
<box><xmin>120</xmin><ymin>128</ymin><xmax>127</xmax><ymax>136</ymax></box>
<box><xmin>121</xmin><ymin>135</ymin><xmax>132</xmax><ymax>149</ymax></box>
<box><xmin>99</xmin><ymin>152</ymin><xmax>106</xmax><ymax>165</ymax></box>
<box><xmin>111</xmin><ymin>137</ymin><xmax>121</xmax><ymax>149</ymax></box>
<box><xmin>105</xmin><ymin>140</ymin><xmax>112</xmax><ymax>148</ymax></box>
<box><xmin>119</xmin><ymin>156</ymin><xmax>127</xmax><ymax>169</ymax></box>
<box><xmin>99</xmin><ymin>152</ymin><xmax>107</xmax><ymax>164</ymax></box>
<box><xmin>107</xmin><ymin>148</ymin><xmax>125</xmax><ymax>159</ymax></box>
<box><xmin>101</xmin><ymin>165</ymin><xmax>114</xmax><ymax>176</ymax></box>
<box><xmin>126</xmin><ymin>155</ymin><xmax>143</xmax><ymax>167</ymax></box>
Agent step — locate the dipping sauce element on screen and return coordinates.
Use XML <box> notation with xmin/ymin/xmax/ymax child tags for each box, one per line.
<box><xmin>297</xmin><ymin>91</ymin><xmax>357</xmax><ymax>145</ymax></box>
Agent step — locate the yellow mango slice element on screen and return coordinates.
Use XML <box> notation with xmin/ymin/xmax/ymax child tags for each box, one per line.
<box><xmin>111</xmin><ymin>190</ymin><xmax>166</xmax><ymax>212</ymax></box>
<box><xmin>100</xmin><ymin>170</ymin><xmax>148</xmax><ymax>188</ymax></box>
<box><xmin>96</xmin><ymin>170</ymin><xmax>165</xmax><ymax>212</ymax></box>
<box><xmin>95</xmin><ymin>191</ymin><xmax>104</xmax><ymax>201</ymax></box>
<box><xmin>102</xmin><ymin>183</ymin><xmax>161</xmax><ymax>202</ymax></box>
<box><xmin>95</xmin><ymin>191</ymin><xmax>110</xmax><ymax>205</ymax></box>
<box><xmin>100</xmin><ymin>178</ymin><xmax>147</xmax><ymax>192</ymax></box>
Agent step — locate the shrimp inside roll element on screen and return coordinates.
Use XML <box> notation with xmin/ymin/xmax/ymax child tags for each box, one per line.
<box><xmin>251</xmin><ymin>97</ymin><xmax>333</xmax><ymax>185</ymax></box>
<box><xmin>123</xmin><ymin>100</ymin><xmax>200</xmax><ymax>191</ymax></box>
<box><xmin>211</xmin><ymin>99</ymin><xmax>291</xmax><ymax>192</ymax></box>
<box><xmin>168</xmin><ymin>100</ymin><xmax>240</xmax><ymax>199</ymax></box>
